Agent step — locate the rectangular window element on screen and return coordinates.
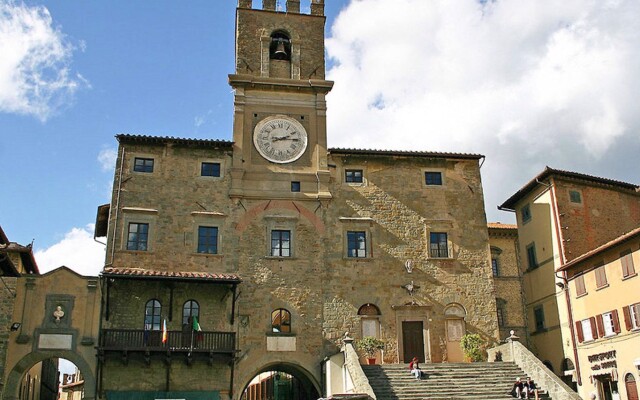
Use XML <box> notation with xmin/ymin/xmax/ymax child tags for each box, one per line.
<box><xmin>534</xmin><ymin>305</ymin><xmax>545</xmax><ymax>332</ymax></box>
<box><xmin>569</xmin><ymin>190</ymin><xmax>582</xmax><ymax>203</ymax></box>
<box><xmin>575</xmin><ymin>274</ymin><xmax>587</xmax><ymax>296</ymax></box>
<box><xmin>581</xmin><ymin>318</ymin><xmax>595</xmax><ymax>341</ymax></box>
<box><xmin>271</xmin><ymin>230</ymin><xmax>291</xmax><ymax>257</ymax></box>
<box><xmin>291</xmin><ymin>181</ymin><xmax>301</xmax><ymax>192</ymax></box>
<box><xmin>197</xmin><ymin>226</ymin><xmax>218</xmax><ymax>254</ymax></box>
<box><xmin>345</xmin><ymin>169</ymin><xmax>363</xmax><ymax>183</ymax></box>
<box><xmin>497</xmin><ymin>307</ymin><xmax>505</xmax><ymax>327</ymax></box>
<box><xmin>347</xmin><ymin>231</ymin><xmax>367</xmax><ymax>258</ymax></box>
<box><xmin>526</xmin><ymin>243</ymin><xmax>538</xmax><ymax>269</ymax></box>
<box><xmin>491</xmin><ymin>258</ymin><xmax>500</xmax><ymax>277</ymax></box>
<box><xmin>127</xmin><ymin>223</ymin><xmax>149</xmax><ymax>251</ymax></box>
<box><xmin>629</xmin><ymin>303</ymin><xmax>640</xmax><ymax>329</ymax></box>
<box><xmin>594</xmin><ymin>263</ymin><xmax>608</xmax><ymax>288</ymax></box>
<box><xmin>621</xmin><ymin>250</ymin><xmax>636</xmax><ymax>278</ymax></box>
<box><xmin>134</xmin><ymin>157</ymin><xmax>154</xmax><ymax>173</ymax></box>
<box><xmin>425</xmin><ymin>171</ymin><xmax>443</xmax><ymax>186</ymax></box>
<box><xmin>429</xmin><ymin>232</ymin><xmax>449</xmax><ymax>258</ymax></box>
<box><xmin>600</xmin><ymin>311</ymin><xmax>619</xmax><ymax>337</ymax></box>
<box><xmin>521</xmin><ymin>204</ymin><xmax>532</xmax><ymax>223</ymax></box>
<box><xmin>201</xmin><ymin>162</ymin><xmax>221</xmax><ymax>177</ymax></box>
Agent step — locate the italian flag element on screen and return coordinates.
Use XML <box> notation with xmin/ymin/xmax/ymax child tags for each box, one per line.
<box><xmin>192</xmin><ymin>316</ymin><xmax>202</xmax><ymax>332</ymax></box>
<box><xmin>162</xmin><ymin>319</ymin><xmax>168</xmax><ymax>343</ymax></box>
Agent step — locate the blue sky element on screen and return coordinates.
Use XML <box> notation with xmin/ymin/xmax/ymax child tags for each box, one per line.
<box><xmin>2</xmin><ymin>0</ymin><xmax>639</xmax><ymax>274</ymax></box>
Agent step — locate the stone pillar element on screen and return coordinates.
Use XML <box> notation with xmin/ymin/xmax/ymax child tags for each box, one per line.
<box><xmin>263</xmin><ymin>0</ymin><xmax>276</xmax><ymax>11</ymax></box>
<box><xmin>238</xmin><ymin>0</ymin><xmax>252</xmax><ymax>8</ymax></box>
<box><xmin>311</xmin><ymin>0</ymin><xmax>324</xmax><ymax>16</ymax></box>
<box><xmin>286</xmin><ymin>0</ymin><xmax>300</xmax><ymax>13</ymax></box>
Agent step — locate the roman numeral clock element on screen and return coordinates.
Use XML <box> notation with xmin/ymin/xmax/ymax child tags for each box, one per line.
<box><xmin>253</xmin><ymin>115</ymin><xmax>308</xmax><ymax>163</ymax></box>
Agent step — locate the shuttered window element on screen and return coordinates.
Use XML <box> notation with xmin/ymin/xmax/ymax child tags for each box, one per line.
<box><xmin>623</xmin><ymin>303</ymin><xmax>640</xmax><ymax>331</ymax></box>
<box><xmin>621</xmin><ymin>250</ymin><xmax>636</xmax><ymax>278</ymax></box>
<box><xmin>594</xmin><ymin>264</ymin><xmax>608</xmax><ymax>288</ymax></box>
<box><xmin>574</xmin><ymin>274</ymin><xmax>586</xmax><ymax>297</ymax></box>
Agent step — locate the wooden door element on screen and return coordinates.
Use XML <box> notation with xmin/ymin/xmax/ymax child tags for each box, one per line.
<box><xmin>446</xmin><ymin>318</ymin><xmax>465</xmax><ymax>362</ymax></box>
<box><xmin>402</xmin><ymin>321</ymin><xmax>424</xmax><ymax>362</ymax></box>
<box><xmin>626</xmin><ymin>374</ymin><xmax>639</xmax><ymax>400</ymax></box>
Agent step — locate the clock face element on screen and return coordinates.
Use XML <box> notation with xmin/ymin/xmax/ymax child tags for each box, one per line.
<box><xmin>253</xmin><ymin>115</ymin><xmax>308</xmax><ymax>163</ymax></box>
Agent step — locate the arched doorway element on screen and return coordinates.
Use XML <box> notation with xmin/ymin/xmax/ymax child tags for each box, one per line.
<box><xmin>560</xmin><ymin>358</ymin><xmax>578</xmax><ymax>392</ymax></box>
<box><xmin>240</xmin><ymin>363</ymin><xmax>319</xmax><ymax>400</ymax></box>
<box><xmin>444</xmin><ymin>303</ymin><xmax>466</xmax><ymax>362</ymax></box>
<box><xmin>3</xmin><ymin>351</ymin><xmax>96</xmax><ymax>400</ymax></box>
<box><xmin>625</xmin><ymin>373</ymin><xmax>638</xmax><ymax>400</ymax></box>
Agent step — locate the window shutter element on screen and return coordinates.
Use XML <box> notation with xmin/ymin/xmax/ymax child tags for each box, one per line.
<box><xmin>576</xmin><ymin>321</ymin><xmax>584</xmax><ymax>343</ymax></box>
<box><xmin>623</xmin><ymin>306</ymin><xmax>632</xmax><ymax>331</ymax></box>
<box><xmin>590</xmin><ymin>317</ymin><xmax>598</xmax><ymax>339</ymax></box>
<box><xmin>596</xmin><ymin>314</ymin><xmax>604</xmax><ymax>338</ymax></box>
<box><xmin>612</xmin><ymin>310</ymin><xmax>621</xmax><ymax>334</ymax></box>
<box><xmin>621</xmin><ymin>254</ymin><xmax>630</xmax><ymax>277</ymax></box>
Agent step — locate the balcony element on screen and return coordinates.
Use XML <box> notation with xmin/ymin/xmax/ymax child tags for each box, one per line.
<box><xmin>98</xmin><ymin>329</ymin><xmax>236</xmax><ymax>365</ymax></box>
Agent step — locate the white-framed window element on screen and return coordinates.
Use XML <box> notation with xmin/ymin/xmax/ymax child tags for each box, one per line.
<box><xmin>601</xmin><ymin>312</ymin><xmax>616</xmax><ymax>336</ymax></box>
<box><xmin>626</xmin><ymin>302</ymin><xmax>640</xmax><ymax>330</ymax></box>
<box><xmin>581</xmin><ymin>318</ymin><xmax>594</xmax><ymax>342</ymax></box>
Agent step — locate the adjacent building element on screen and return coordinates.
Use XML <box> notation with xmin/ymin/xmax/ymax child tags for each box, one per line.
<box><xmin>558</xmin><ymin>227</ymin><xmax>640</xmax><ymax>400</ymax></box>
<box><xmin>500</xmin><ymin>167</ymin><xmax>640</xmax><ymax>395</ymax></box>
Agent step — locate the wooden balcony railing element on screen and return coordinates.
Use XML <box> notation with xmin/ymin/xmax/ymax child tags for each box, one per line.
<box><xmin>99</xmin><ymin>329</ymin><xmax>235</xmax><ymax>354</ymax></box>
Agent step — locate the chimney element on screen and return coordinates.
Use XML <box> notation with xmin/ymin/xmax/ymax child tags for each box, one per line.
<box><xmin>310</xmin><ymin>0</ymin><xmax>324</xmax><ymax>16</ymax></box>
<box><xmin>238</xmin><ymin>0</ymin><xmax>252</xmax><ymax>8</ymax></box>
<box><xmin>263</xmin><ymin>0</ymin><xmax>276</xmax><ymax>11</ymax></box>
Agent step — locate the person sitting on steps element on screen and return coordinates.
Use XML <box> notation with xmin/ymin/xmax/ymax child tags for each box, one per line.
<box><xmin>408</xmin><ymin>357</ymin><xmax>424</xmax><ymax>380</ymax></box>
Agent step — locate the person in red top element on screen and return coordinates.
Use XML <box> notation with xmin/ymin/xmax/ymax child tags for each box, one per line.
<box><xmin>408</xmin><ymin>357</ymin><xmax>423</xmax><ymax>380</ymax></box>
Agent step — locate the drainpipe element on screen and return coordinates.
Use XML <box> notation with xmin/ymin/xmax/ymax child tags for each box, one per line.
<box><xmin>548</xmin><ymin>179</ymin><xmax>581</xmax><ymax>386</ymax></box>
<box><xmin>108</xmin><ymin>146</ymin><xmax>126</xmax><ymax>265</ymax></box>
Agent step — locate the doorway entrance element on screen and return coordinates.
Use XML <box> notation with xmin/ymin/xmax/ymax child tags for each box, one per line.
<box><xmin>241</xmin><ymin>364</ymin><xmax>319</xmax><ymax>400</ymax></box>
<box><xmin>402</xmin><ymin>321</ymin><xmax>425</xmax><ymax>363</ymax></box>
<box><xmin>444</xmin><ymin>303</ymin><xmax>466</xmax><ymax>362</ymax></box>
<box><xmin>625</xmin><ymin>373</ymin><xmax>638</xmax><ymax>400</ymax></box>
<box><xmin>595</xmin><ymin>374</ymin><xmax>619</xmax><ymax>400</ymax></box>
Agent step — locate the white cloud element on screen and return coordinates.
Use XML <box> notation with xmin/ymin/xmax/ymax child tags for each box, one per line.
<box><xmin>34</xmin><ymin>225</ymin><xmax>104</xmax><ymax>276</ymax></box>
<box><xmin>326</xmin><ymin>0</ymin><xmax>640</xmax><ymax>221</ymax></box>
<box><xmin>0</xmin><ymin>1</ymin><xmax>86</xmax><ymax>121</ymax></box>
<box><xmin>98</xmin><ymin>147</ymin><xmax>117</xmax><ymax>171</ymax></box>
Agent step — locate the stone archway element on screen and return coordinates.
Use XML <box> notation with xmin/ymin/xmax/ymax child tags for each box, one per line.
<box><xmin>3</xmin><ymin>350</ymin><xmax>96</xmax><ymax>400</ymax></box>
<box><xmin>239</xmin><ymin>362</ymin><xmax>320</xmax><ymax>400</ymax></box>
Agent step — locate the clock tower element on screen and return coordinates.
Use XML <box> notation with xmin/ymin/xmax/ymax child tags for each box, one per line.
<box><xmin>229</xmin><ymin>0</ymin><xmax>333</xmax><ymax>200</ymax></box>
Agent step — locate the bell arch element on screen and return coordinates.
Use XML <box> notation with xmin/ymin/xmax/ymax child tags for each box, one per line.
<box><xmin>3</xmin><ymin>350</ymin><xmax>96</xmax><ymax>400</ymax></box>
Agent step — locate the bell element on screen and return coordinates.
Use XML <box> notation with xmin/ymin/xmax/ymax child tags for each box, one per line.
<box><xmin>274</xmin><ymin>40</ymin><xmax>288</xmax><ymax>59</ymax></box>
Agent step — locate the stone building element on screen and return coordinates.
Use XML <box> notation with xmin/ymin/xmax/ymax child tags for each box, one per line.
<box><xmin>499</xmin><ymin>167</ymin><xmax>640</xmax><ymax>390</ymax></box>
<box><xmin>558</xmin><ymin>227</ymin><xmax>640</xmax><ymax>400</ymax></box>
<box><xmin>93</xmin><ymin>1</ymin><xmax>500</xmax><ymax>399</ymax></box>
<box><xmin>488</xmin><ymin>223</ymin><xmax>527</xmax><ymax>343</ymax></box>
<box><xmin>0</xmin><ymin>226</ymin><xmax>39</xmax><ymax>396</ymax></box>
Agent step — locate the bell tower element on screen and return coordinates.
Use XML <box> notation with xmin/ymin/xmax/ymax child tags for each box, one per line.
<box><xmin>229</xmin><ymin>0</ymin><xmax>333</xmax><ymax>200</ymax></box>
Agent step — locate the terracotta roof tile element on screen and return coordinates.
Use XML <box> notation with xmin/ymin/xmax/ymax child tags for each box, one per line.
<box><xmin>116</xmin><ymin>134</ymin><xmax>233</xmax><ymax>148</ymax></box>
<box><xmin>102</xmin><ymin>267</ymin><xmax>241</xmax><ymax>283</ymax></box>
<box><xmin>487</xmin><ymin>222</ymin><xmax>517</xmax><ymax>229</ymax></box>
<box><xmin>558</xmin><ymin>226</ymin><xmax>640</xmax><ymax>272</ymax></box>
<box><xmin>328</xmin><ymin>147</ymin><xmax>483</xmax><ymax>160</ymax></box>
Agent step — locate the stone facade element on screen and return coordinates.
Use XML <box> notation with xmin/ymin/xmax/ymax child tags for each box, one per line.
<box><xmin>488</xmin><ymin>223</ymin><xmax>527</xmax><ymax>343</ymax></box>
<box><xmin>94</xmin><ymin>2</ymin><xmax>500</xmax><ymax>399</ymax></box>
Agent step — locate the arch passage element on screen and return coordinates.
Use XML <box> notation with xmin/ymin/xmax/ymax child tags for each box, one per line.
<box><xmin>241</xmin><ymin>363</ymin><xmax>319</xmax><ymax>400</ymax></box>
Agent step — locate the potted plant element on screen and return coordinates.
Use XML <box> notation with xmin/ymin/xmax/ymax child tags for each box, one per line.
<box><xmin>356</xmin><ymin>336</ymin><xmax>385</xmax><ymax>364</ymax></box>
<box><xmin>460</xmin><ymin>333</ymin><xmax>485</xmax><ymax>362</ymax></box>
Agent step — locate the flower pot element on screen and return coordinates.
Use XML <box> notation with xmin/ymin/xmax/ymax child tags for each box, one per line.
<box><xmin>367</xmin><ymin>358</ymin><xmax>376</xmax><ymax>365</ymax></box>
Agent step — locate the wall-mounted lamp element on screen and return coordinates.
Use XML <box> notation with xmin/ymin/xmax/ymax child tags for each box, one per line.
<box><xmin>10</xmin><ymin>322</ymin><xmax>21</xmax><ymax>331</ymax></box>
<box><xmin>405</xmin><ymin>260</ymin><xmax>413</xmax><ymax>273</ymax></box>
<box><xmin>555</xmin><ymin>282</ymin><xmax>565</xmax><ymax>290</ymax></box>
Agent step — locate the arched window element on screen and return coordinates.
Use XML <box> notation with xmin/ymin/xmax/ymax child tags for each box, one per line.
<box><xmin>144</xmin><ymin>299</ymin><xmax>162</xmax><ymax>330</ymax></box>
<box><xmin>561</xmin><ymin>358</ymin><xmax>575</xmax><ymax>372</ymax></box>
<box><xmin>270</xmin><ymin>31</ymin><xmax>291</xmax><ymax>61</ymax></box>
<box><xmin>183</xmin><ymin>300</ymin><xmax>200</xmax><ymax>326</ymax></box>
<box><xmin>358</xmin><ymin>303</ymin><xmax>381</xmax><ymax>338</ymax></box>
<box><xmin>272</xmin><ymin>308</ymin><xmax>291</xmax><ymax>333</ymax></box>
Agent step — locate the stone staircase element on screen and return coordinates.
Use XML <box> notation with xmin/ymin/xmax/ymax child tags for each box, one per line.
<box><xmin>362</xmin><ymin>362</ymin><xmax>548</xmax><ymax>400</ymax></box>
